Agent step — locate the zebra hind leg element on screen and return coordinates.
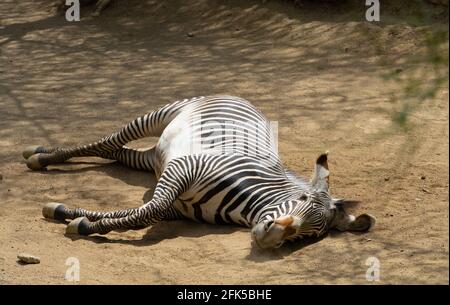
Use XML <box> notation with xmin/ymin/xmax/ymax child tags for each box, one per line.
<box><xmin>53</xmin><ymin>156</ymin><xmax>191</xmax><ymax>236</ymax></box>
<box><xmin>42</xmin><ymin>200</ymin><xmax>152</xmax><ymax>235</ymax></box>
<box><xmin>23</xmin><ymin>144</ymin><xmax>157</xmax><ymax>172</ymax></box>
<box><xmin>23</xmin><ymin>146</ymin><xmax>72</xmax><ymax>170</ymax></box>
<box><xmin>23</xmin><ymin>98</ymin><xmax>188</xmax><ymax>170</ymax></box>
<box><xmin>22</xmin><ymin>111</ymin><xmax>159</xmax><ymax>170</ymax></box>
<box><xmin>23</xmin><ymin>144</ymin><xmax>107</xmax><ymax>171</ymax></box>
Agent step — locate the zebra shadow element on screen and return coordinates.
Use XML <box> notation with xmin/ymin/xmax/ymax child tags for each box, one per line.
<box><xmin>65</xmin><ymin>220</ymin><xmax>247</xmax><ymax>247</ymax></box>
<box><xmin>66</xmin><ymin>223</ymin><xmax>332</xmax><ymax>261</ymax></box>
<box><xmin>245</xmin><ymin>234</ymin><xmax>330</xmax><ymax>262</ymax></box>
<box><xmin>35</xmin><ymin>160</ymin><xmax>345</xmax><ymax>258</ymax></box>
<box><xmin>30</xmin><ymin>161</ymin><xmax>247</xmax><ymax>245</ymax></box>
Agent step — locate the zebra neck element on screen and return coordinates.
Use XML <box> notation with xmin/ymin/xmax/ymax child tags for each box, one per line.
<box><xmin>284</xmin><ymin>168</ymin><xmax>312</xmax><ymax>189</ymax></box>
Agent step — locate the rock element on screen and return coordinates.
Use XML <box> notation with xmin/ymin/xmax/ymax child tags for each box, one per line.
<box><xmin>0</xmin><ymin>173</ymin><xmax>3</xmax><ymax>181</ymax></box>
<box><xmin>17</xmin><ymin>253</ymin><xmax>40</xmax><ymax>264</ymax></box>
<box><xmin>384</xmin><ymin>177</ymin><xmax>390</xmax><ymax>181</ymax></box>
<box><xmin>186</xmin><ymin>32</ymin><xmax>194</xmax><ymax>38</ymax></box>
<box><xmin>421</xmin><ymin>188</ymin><xmax>431</xmax><ymax>194</ymax></box>
<box><xmin>420</xmin><ymin>175</ymin><xmax>426</xmax><ymax>180</ymax></box>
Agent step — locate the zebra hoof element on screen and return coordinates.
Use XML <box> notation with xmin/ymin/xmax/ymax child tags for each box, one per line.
<box><xmin>26</xmin><ymin>154</ymin><xmax>46</xmax><ymax>170</ymax></box>
<box><xmin>66</xmin><ymin>217</ymin><xmax>92</xmax><ymax>235</ymax></box>
<box><xmin>42</xmin><ymin>202</ymin><xmax>67</xmax><ymax>221</ymax></box>
<box><xmin>22</xmin><ymin>145</ymin><xmax>46</xmax><ymax>159</ymax></box>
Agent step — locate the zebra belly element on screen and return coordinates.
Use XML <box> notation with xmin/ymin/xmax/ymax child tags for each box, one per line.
<box><xmin>172</xmin><ymin>186</ymin><xmax>251</xmax><ymax>227</ymax></box>
<box><xmin>154</xmin><ymin>98</ymin><xmax>279</xmax><ymax>174</ymax></box>
<box><xmin>151</xmin><ymin>96</ymin><xmax>283</xmax><ymax>226</ymax></box>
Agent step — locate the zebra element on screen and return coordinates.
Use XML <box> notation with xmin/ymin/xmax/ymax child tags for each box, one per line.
<box><xmin>23</xmin><ymin>95</ymin><xmax>375</xmax><ymax>249</ymax></box>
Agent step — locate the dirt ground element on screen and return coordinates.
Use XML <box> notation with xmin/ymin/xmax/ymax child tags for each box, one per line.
<box><xmin>0</xmin><ymin>0</ymin><xmax>448</xmax><ymax>284</ymax></box>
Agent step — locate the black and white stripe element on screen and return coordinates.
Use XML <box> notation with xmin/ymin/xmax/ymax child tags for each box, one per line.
<box><xmin>30</xmin><ymin>95</ymin><xmax>332</xmax><ymax>240</ymax></box>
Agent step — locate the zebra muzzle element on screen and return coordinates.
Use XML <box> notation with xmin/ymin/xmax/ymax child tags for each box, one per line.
<box><xmin>274</xmin><ymin>215</ymin><xmax>294</xmax><ymax>227</ymax></box>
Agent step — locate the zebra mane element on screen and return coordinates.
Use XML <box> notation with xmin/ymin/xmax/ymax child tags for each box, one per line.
<box><xmin>284</xmin><ymin>168</ymin><xmax>313</xmax><ymax>191</ymax></box>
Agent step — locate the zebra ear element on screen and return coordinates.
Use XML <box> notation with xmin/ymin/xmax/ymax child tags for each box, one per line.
<box><xmin>311</xmin><ymin>152</ymin><xmax>330</xmax><ymax>192</ymax></box>
<box><xmin>331</xmin><ymin>198</ymin><xmax>361</xmax><ymax>209</ymax></box>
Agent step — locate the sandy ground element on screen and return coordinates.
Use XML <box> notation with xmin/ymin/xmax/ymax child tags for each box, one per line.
<box><xmin>0</xmin><ymin>0</ymin><xmax>448</xmax><ymax>284</ymax></box>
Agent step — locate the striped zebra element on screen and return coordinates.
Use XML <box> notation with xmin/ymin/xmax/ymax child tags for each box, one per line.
<box><xmin>23</xmin><ymin>95</ymin><xmax>375</xmax><ymax>249</ymax></box>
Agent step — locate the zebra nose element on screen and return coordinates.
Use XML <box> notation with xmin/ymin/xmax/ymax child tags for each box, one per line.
<box><xmin>274</xmin><ymin>215</ymin><xmax>294</xmax><ymax>227</ymax></box>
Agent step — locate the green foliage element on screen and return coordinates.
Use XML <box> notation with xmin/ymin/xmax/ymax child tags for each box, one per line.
<box><xmin>387</xmin><ymin>1</ymin><xmax>449</xmax><ymax>129</ymax></box>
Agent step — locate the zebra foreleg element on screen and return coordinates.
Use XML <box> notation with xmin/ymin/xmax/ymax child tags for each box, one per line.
<box><xmin>66</xmin><ymin>203</ymin><xmax>164</xmax><ymax>235</ymax></box>
<box><xmin>48</xmin><ymin>156</ymin><xmax>195</xmax><ymax>236</ymax></box>
<box><xmin>42</xmin><ymin>201</ymin><xmax>182</xmax><ymax>223</ymax></box>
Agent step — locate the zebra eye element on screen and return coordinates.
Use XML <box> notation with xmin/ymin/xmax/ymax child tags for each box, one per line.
<box><xmin>300</xmin><ymin>194</ymin><xmax>308</xmax><ymax>201</ymax></box>
<box><xmin>264</xmin><ymin>220</ymin><xmax>274</xmax><ymax>231</ymax></box>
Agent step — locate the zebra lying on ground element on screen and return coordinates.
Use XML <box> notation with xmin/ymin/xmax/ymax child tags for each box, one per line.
<box><xmin>23</xmin><ymin>95</ymin><xmax>375</xmax><ymax>249</ymax></box>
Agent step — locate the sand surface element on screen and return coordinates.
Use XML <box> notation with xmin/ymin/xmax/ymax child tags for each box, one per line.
<box><xmin>0</xmin><ymin>0</ymin><xmax>448</xmax><ymax>284</ymax></box>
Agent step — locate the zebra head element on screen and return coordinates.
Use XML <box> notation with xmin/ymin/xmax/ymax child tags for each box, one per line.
<box><xmin>251</xmin><ymin>153</ymin><xmax>376</xmax><ymax>249</ymax></box>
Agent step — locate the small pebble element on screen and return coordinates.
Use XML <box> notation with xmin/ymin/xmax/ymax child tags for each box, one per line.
<box><xmin>384</xmin><ymin>177</ymin><xmax>390</xmax><ymax>181</ymax></box>
<box><xmin>420</xmin><ymin>175</ymin><xmax>426</xmax><ymax>180</ymax></box>
<box><xmin>422</xmin><ymin>188</ymin><xmax>431</xmax><ymax>194</ymax></box>
<box><xmin>17</xmin><ymin>253</ymin><xmax>40</xmax><ymax>264</ymax></box>
<box><xmin>186</xmin><ymin>32</ymin><xmax>194</xmax><ymax>37</ymax></box>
